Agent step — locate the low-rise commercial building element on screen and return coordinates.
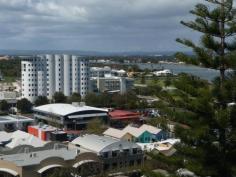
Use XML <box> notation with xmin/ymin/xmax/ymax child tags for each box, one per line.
<box><xmin>28</xmin><ymin>124</ymin><xmax>67</xmax><ymax>142</ymax></box>
<box><xmin>0</xmin><ymin>115</ymin><xmax>34</xmax><ymax>132</ymax></box>
<box><xmin>90</xmin><ymin>76</ymin><xmax>134</xmax><ymax>94</ymax></box>
<box><xmin>71</xmin><ymin>134</ymin><xmax>143</xmax><ymax>172</ymax></box>
<box><xmin>90</xmin><ymin>66</ymin><xmax>127</xmax><ymax>77</ymax></box>
<box><xmin>0</xmin><ymin>142</ymin><xmax>102</xmax><ymax>177</ymax></box>
<box><xmin>33</xmin><ymin>103</ymin><xmax>108</xmax><ymax>130</ymax></box>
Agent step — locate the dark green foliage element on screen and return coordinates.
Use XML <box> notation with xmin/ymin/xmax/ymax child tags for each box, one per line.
<box><xmin>84</xmin><ymin>91</ymin><xmax>141</xmax><ymax>109</ymax></box>
<box><xmin>0</xmin><ymin>58</ymin><xmax>21</xmax><ymax>79</ymax></box>
<box><xmin>34</xmin><ymin>96</ymin><xmax>49</xmax><ymax>106</ymax></box>
<box><xmin>17</xmin><ymin>98</ymin><xmax>32</xmax><ymax>113</ymax></box>
<box><xmin>176</xmin><ymin>0</ymin><xmax>236</xmax><ymax>81</ymax></box>
<box><xmin>175</xmin><ymin>2</ymin><xmax>236</xmax><ymax>175</ymax></box>
<box><xmin>0</xmin><ymin>100</ymin><xmax>9</xmax><ymax>112</ymax></box>
<box><xmin>52</xmin><ymin>92</ymin><xmax>67</xmax><ymax>103</ymax></box>
<box><xmin>67</xmin><ymin>92</ymin><xmax>81</xmax><ymax>103</ymax></box>
<box><xmin>47</xmin><ymin>168</ymin><xmax>73</xmax><ymax>177</ymax></box>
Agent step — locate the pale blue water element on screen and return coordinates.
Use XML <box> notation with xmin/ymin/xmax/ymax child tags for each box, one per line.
<box><xmin>136</xmin><ymin>63</ymin><xmax>220</xmax><ymax>81</ymax></box>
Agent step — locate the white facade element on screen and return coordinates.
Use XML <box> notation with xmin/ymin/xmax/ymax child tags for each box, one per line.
<box><xmin>90</xmin><ymin>76</ymin><xmax>134</xmax><ymax>94</ymax></box>
<box><xmin>21</xmin><ymin>55</ymin><xmax>89</xmax><ymax>102</ymax></box>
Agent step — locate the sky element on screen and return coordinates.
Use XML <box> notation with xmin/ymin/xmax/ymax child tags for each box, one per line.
<box><xmin>0</xmin><ymin>0</ymin><xmax>230</xmax><ymax>52</ymax></box>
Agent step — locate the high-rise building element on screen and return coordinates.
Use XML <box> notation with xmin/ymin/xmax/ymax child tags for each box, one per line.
<box><xmin>21</xmin><ymin>55</ymin><xmax>89</xmax><ymax>102</ymax></box>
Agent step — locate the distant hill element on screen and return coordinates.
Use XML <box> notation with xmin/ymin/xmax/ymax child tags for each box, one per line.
<box><xmin>0</xmin><ymin>49</ymin><xmax>193</xmax><ymax>57</ymax></box>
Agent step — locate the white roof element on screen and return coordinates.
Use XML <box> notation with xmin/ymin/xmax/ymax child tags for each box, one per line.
<box><xmin>0</xmin><ymin>168</ymin><xmax>18</xmax><ymax>176</ymax></box>
<box><xmin>5</xmin><ymin>130</ymin><xmax>47</xmax><ymax>148</ymax></box>
<box><xmin>0</xmin><ymin>131</ymin><xmax>12</xmax><ymax>142</ymax></box>
<box><xmin>33</xmin><ymin>103</ymin><xmax>108</xmax><ymax>117</ymax></box>
<box><xmin>71</xmin><ymin>134</ymin><xmax>140</xmax><ymax>154</ymax></box>
<box><xmin>139</xmin><ymin>124</ymin><xmax>162</xmax><ymax>134</ymax></box>
<box><xmin>103</xmin><ymin>124</ymin><xmax>160</xmax><ymax>139</ymax></box>
<box><xmin>123</xmin><ymin>125</ymin><xmax>146</xmax><ymax>138</ymax></box>
<box><xmin>72</xmin><ymin>134</ymin><xmax>118</xmax><ymax>153</ymax></box>
<box><xmin>103</xmin><ymin>128</ymin><xmax>126</xmax><ymax>139</ymax></box>
<box><xmin>159</xmin><ymin>138</ymin><xmax>180</xmax><ymax>145</ymax></box>
<box><xmin>0</xmin><ymin>115</ymin><xmax>34</xmax><ymax>124</ymax></box>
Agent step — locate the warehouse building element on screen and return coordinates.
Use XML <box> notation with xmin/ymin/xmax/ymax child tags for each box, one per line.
<box><xmin>33</xmin><ymin>103</ymin><xmax>108</xmax><ymax>130</ymax></box>
<box><xmin>71</xmin><ymin>134</ymin><xmax>143</xmax><ymax>172</ymax></box>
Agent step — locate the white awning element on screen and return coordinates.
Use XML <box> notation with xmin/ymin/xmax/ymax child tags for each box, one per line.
<box><xmin>68</xmin><ymin>113</ymin><xmax>107</xmax><ymax>119</ymax></box>
<box><xmin>37</xmin><ymin>164</ymin><xmax>62</xmax><ymax>174</ymax></box>
<box><xmin>0</xmin><ymin>168</ymin><xmax>18</xmax><ymax>176</ymax></box>
<box><xmin>73</xmin><ymin>160</ymin><xmax>95</xmax><ymax>168</ymax></box>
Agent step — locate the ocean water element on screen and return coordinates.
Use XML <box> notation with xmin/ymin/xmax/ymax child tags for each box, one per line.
<box><xmin>135</xmin><ymin>63</ymin><xmax>220</xmax><ymax>81</ymax></box>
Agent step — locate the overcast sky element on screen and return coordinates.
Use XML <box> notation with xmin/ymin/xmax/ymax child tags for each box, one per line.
<box><xmin>0</xmin><ymin>0</ymin><xmax>230</xmax><ymax>52</ymax></box>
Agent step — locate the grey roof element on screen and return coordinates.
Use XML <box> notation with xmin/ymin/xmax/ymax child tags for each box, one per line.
<box><xmin>0</xmin><ymin>143</ymin><xmax>78</xmax><ymax>166</ymax></box>
<box><xmin>71</xmin><ymin>134</ymin><xmax>140</xmax><ymax>154</ymax></box>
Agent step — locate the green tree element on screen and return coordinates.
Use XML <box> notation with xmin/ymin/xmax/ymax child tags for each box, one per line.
<box><xmin>0</xmin><ymin>100</ymin><xmax>9</xmax><ymax>112</ymax></box>
<box><xmin>17</xmin><ymin>98</ymin><xmax>32</xmax><ymax>113</ymax></box>
<box><xmin>67</xmin><ymin>92</ymin><xmax>81</xmax><ymax>103</ymax></box>
<box><xmin>175</xmin><ymin>3</ymin><xmax>236</xmax><ymax>175</ymax></box>
<box><xmin>34</xmin><ymin>96</ymin><xmax>49</xmax><ymax>106</ymax></box>
<box><xmin>176</xmin><ymin>0</ymin><xmax>236</xmax><ymax>84</ymax></box>
<box><xmin>86</xmin><ymin>118</ymin><xmax>106</xmax><ymax>135</ymax></box>
<box><xmin>53</xmin><ymin>92</ymin><xmax>67</xmax><ymax>103</ymax></box>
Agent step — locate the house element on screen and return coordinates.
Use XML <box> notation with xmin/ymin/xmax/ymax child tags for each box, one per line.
<box><xmin>104</xmin><ymin>125</ymin><xmax>154</xmax><ymax>143</ymax></box>
<box><xmin>139</xmin><ymin>124</ymin><xmax>168</xmax><ymax>141</ymax></box>
<box><xmin>123</xmin><ymin>125</ymin><xmax>153</xmax><ymax>143</ymax></box>
<box><xmin>103</xmin><ymin>128</ymin><xmax>135</xmax><ymax>142</ymax></box>
<box><xmin>104</xmin><ymin>124</ymin><xmax>168</xmax><ymax>143</ymax></box>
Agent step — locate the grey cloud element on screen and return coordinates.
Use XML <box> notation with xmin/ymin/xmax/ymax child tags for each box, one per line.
<box><xmin>0</xmin><ymin>0</ymin><xmax>230</xmax><ymax>52</ymax></box>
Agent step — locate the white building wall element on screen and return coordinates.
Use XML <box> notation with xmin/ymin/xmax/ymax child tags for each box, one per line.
<box><xmin>72</xmin><ymin>56</ymin><xmax>80</xmax><ymax>93</ymax></box>
<box><xmin>21</xmin><ymin>54</ymin><xmax>89</xmax><ymax>102</ymax></box>
<box><xmin>46</xmin><ymin>55</ymin><xmax>55</xmax><ymax>99</ymax></box>
<box><xmin>79</xmin><ymin>58</ymin><xmax>89</xmax><ymax>98</ymax></box>
<box><xmin>21</xmin><ymin>56</ymin><xmax>39</xmax><ymax>103</ymax></box>
<box><xmin>63</xmin><ymin>55</ymin><xmax>72</xmax><ymax>96</ymax></box>
<box><xmin>55</xmin><ymin>54</ymin><xmax>64</xmax><ymax>93</ymax></box>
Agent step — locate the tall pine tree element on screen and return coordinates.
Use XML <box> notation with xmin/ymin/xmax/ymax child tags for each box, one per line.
<box><xmin>176</xmin><ymin>0</ymin><xmax>236</xmax><ymax>83</ymax></box>
<box><xmin>173</xmin><ymin>1</ymin><xmax>236</xmax><ymax>177</ymax></box>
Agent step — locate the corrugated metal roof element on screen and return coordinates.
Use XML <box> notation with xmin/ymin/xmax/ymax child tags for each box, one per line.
<box><xmin>139</xmin><ymin>124</ymin><xmax>162</xmax><ymax>134</ymax></box>
<box><xmin>72</xmin><ymin>134</ymin><xmax>118</xmax><ymax>153</ymax></box>
<box><xmin>33</xmin><ymin>103</ymin><xmax>108</xmax><ymax>117</ymax></box>
<box><xmin>103</xmin><ymin>128</ymin><xmax>125</xmax><ymax>139</ymax></box>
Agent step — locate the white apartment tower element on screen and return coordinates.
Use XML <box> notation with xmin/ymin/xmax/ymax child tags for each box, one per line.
<box><xmin>21</xmin><ymin>55</ymin><xmax>89</xmax><ymax>102</ymax></box>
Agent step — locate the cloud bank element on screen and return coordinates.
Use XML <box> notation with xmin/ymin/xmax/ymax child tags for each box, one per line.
<box><xmin>0</xmin><ymin>0</ymin><xmax>226</xmax><ymax>52</ymax></box>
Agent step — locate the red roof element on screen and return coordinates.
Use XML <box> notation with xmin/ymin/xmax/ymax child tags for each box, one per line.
<box><xmin>109</xmin><ymin>110</ymin><xmax>140</xmax><ymax>120</ymax></box>
<box><xmin>64</xmin><ymin>130</ymin><xmax>80</xmax><ymax>135</ymax></box>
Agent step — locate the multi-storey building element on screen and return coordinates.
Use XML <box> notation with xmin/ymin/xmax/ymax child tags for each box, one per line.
<box><xmin>21</xmin><ymin>55</ymin><xmax>89</xmax><ymax>102</ymax></box>
<box><xmin>90</xmin><ymin>76</ymin><xmax>134</xmax><ymax>94</ymax></box>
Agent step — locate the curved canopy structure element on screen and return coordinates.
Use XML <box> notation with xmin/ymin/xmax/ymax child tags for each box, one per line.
<box><xmin>0</xmin><ymin>168</ymin><xmax>18</xmax><ymax>176</ymax></box>
<box><xmin>37</xmin><ymin>164</ymin><xmax>62</xmax><ymax>174</ymax></box>
<box><xmin>33</xmin><ymin>103</ymin><xmax>108</xmax><ymax>119</ymax></box>
<box><xmin>73</xmin><ymin>160</ymin><xmax>96</xmax><ymax>168</ymax></box>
